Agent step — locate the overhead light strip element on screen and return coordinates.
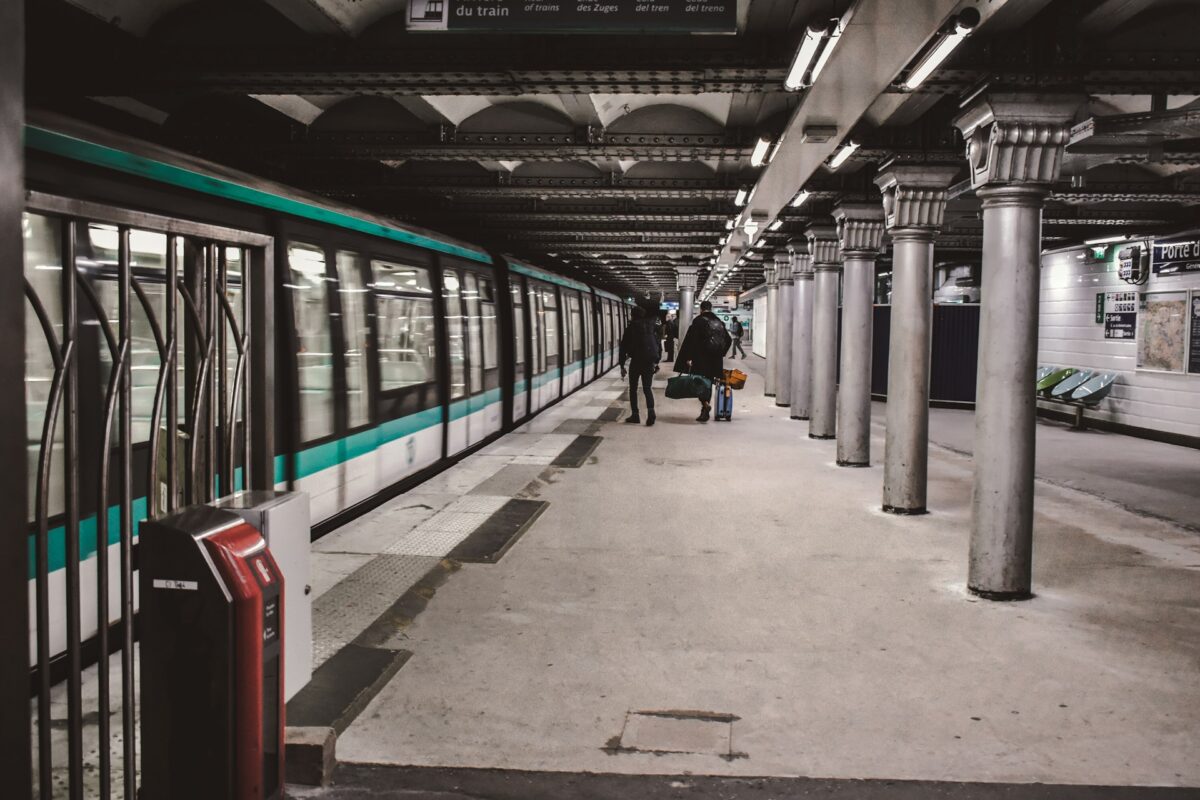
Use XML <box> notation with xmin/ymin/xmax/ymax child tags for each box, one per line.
<box><xmin>902</xmin><ymin>9</ymin><xmax>981</xmax><ymax>91</ymax></box>
<box><xmin>829</xmin><ymin>140</ymin><xmax>859</xmax><ymax>170</ymax></box>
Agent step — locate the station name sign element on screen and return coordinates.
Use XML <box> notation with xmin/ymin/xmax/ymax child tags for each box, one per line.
<box><xmin>406</xmin><ymin>0</ymin><xmax>736</xmax><ymax>33</ymax></box>
<box><xmin>1152</xmin><ymin>234</ymin><xmax>1200</xmax><ymax>275</ymax></box>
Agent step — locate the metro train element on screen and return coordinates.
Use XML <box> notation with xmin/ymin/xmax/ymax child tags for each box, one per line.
<box><xmin>23</xmin><ymin>115</ymin><xmax>631</xmax><ymax>670</ymax></box>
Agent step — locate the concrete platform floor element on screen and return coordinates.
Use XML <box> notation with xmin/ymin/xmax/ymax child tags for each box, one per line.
<box><xmin>324</xmin><ymin>359</ymin><xmax>1200</xmax><ymax>790</ymax></box>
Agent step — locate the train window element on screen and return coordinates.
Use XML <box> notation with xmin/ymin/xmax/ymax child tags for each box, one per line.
<box><xmin>543</xmin><ymin>287</ymin><xmax>559</xmax><ymax>367</ymax></box>
<box><xmin>463</xmin><ymin>272</ymin><xmax>483</xmax><ymax>394</ymax></box>
<box><xmin>286</xmin><ymin>243</ymin><xmax>336</xmax><ymax>442</ymax></box>
<box><xmin>371</xmin><ymin>260</ymin><xmax>437</xmax><ymax>395</ymax></box>
<box><xmin>87</xmin><ymin>224</ymin><xmax>169</xmax><ymax>445</ymax></box>
<box><xmin>567</xmin><ymin>291</ymin><xmax>583</xmax><ymax>362</ymax></box>
<box><xmin>442</xmin><ymin>270</ymin><xmax>467</xmax><ymax>399</ymax></box>
<box><xmin>511</xmin><ymin>281</ymin><xmax>525</xmax><ymax>367</ymax></box>
<box><xmin>23</xmin><ymin>213</ymin><xmax>64</xmax><ymax>520</ymax></box>
<box><xmin>335</xmin><ymin>251</ymin><xmax>371</xmax><ymax>428</ymax></box>
<box><xmin>584</xmin><ymin>294</ymin><xmax>595</xmax><ymax>358</ymax></box>
<box><xmin>529</xmin><ymin>284</ymin><xmax>544</xmax><ymax>374</ymax></box>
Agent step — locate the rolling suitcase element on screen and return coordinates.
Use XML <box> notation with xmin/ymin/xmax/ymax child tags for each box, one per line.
<box><xmin>714</xmin><ymin>380</ymin><xmax>733</xmax><ymax>421</ymax></box>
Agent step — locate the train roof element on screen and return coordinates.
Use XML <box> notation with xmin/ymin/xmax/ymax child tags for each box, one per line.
<box><xmin>26</xmin><ymin>112</ymin><xmax>497</xmax><ymax>266</ymax></box>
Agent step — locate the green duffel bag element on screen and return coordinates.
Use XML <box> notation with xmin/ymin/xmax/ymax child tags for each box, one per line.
<box><xmin>665</xmin><ymin>373</ymin><xmax>713</xmax><ymax>400</ymax></box>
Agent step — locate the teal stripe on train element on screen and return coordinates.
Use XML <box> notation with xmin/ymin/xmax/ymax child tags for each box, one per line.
<box><xmin>28</xmin><ymin>496</ymin><xmax>148</xmax><ymax>580</ymax></box>
<box><xmin>25</xmin><ymin>126</ymin><xmax>492</xmax><ymax>265</ymax></box>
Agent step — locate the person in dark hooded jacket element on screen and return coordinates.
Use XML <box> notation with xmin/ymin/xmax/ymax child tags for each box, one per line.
<box><xmin>673</xmin><ymin>301</ymin><xmax>732</xmax><ymax>422</ymax></box>
<box><xmin>619</xmin><ymin>305</ymin><xmax>661</xmax><ymax>426</ymax></box>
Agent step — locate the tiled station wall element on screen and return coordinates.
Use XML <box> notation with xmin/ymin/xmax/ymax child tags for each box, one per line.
<box><xmin>1038</xmin><ymin>241</ymin><xmax>1200</xmax><ymax>440</ymax></box>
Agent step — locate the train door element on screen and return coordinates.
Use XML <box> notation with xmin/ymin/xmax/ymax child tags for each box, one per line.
<box><xmin>511</xmin><ymin>276</ymin><xmax>529</xmax><ymax>421</ymax></box>
<box><xmin>606</xmin><ymin>299</ymin><xmax>617</xmax><ymax>371</ymax></box>
<box><xmin>541</xmin><ymin>283</ymin><xmax>563</xmax><ymax>406</ymax></box>
<box><xmin>331</xmin><ymin>250</ymin><xmax>377</xmax><ymax>511</ymax></box>
<box><xmin>584</xmin><ymin>292</ymin><xmax>596</xmax><ymax>381</ymax></box>
<box><xmin>462</xmin><ymin>270</ymin><xmax>501</xmax><ymax>445</ymax></box>
<box><xmin>564</xmin><ymin>290</ymin><xmax>583</xmax><ymax>393</ymax></box>
<box><xmin>442</xmin><ymin>268</ymin><xmax>469</xmax><ymax>453</ymax></box>
<box><xmin>528</xmin><ymin>280</ymin><xmax>545</xmax><ymax>412</ymax></box>
<box><xmin>369</xmin><ymin>259</ymin><xmax>442</xmax><ymax>489</ymax></box>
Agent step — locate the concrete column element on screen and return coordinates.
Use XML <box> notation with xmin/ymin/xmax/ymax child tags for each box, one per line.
<box><xmin>832</xmin><ymin>204</ymin><xmax>886</xmax><ymax>467</ymax></box>
<box><xmin>806</xmin><ymin>225</ymin><xmax>841</xmax><ymax>440</ymax></box>
<box><xmin>874</xmin><ymin>164</ymin><xmax>960</xmax><ymax>514</ymax></box>
<box><xmin>676</xmin><ymin>266</ymin><xmax>699</xmax><ymax>329</ymax></box>
<box><xmin>788</xmin><ymin>240</ymin><xmax>814</xmax><ymax>420</ymax></box>
<box><xmin>774</xmin><ymin>251</ymin><xmax>794</xmax><ymax>407</ymax></box>
<box><xmin>953</xmin><ymin>92</ymin><xmax>1083</xmax><ymax>599</ymax></box>
<box><xmin>764</xmin><ymin>262</ymin><xmax>779</xmax><ymax>396</ymax></box>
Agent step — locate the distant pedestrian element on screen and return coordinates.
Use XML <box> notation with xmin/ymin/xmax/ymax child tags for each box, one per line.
<box><xmin>674</xmin><ymin>300</ymin><xmax>732</xmax><ymax>422</ymax></box>
<box><xmin>730</xmin><ymin>315</ymin><xmax>747</xmax><ymax>359</ymax></box>
<box><xmin>619</xmin><ymin>305</ymin><xmax>661</xmax><ymax>426</ymax></box>
<box><xmin>663</xmin><ymin>313</ymin><xmax>678</xmax><ymax>362</ymax></box>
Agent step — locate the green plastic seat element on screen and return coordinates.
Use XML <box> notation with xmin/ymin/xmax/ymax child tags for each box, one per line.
<box><xmin>1050</xmin><ymin>369</ymin><xmax>1093</xmax><ymax>398</ymax></box>
<box><xmin>1036</xmin><ymin>367</ymin><xmax>1076</xmax><ymax>395</ymax></box>
<box><xmin>1071</xmin><ymin>373</ymin><xmax>1116</xmax><ymax>406</ymax></box>
<box><xmin>1035</xmin><ymin>365</ymin><xmax>1058</xmax><ymax>382</ymax></box>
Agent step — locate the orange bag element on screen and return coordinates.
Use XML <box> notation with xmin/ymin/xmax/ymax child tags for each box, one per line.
<box><xmin>723</xmin><ymin>368</ymin><xmax>748</xmax><ymax>390</ymax></box>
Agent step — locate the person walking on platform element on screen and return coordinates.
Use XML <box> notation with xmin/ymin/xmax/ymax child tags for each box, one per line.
<box><xmin>729</xmin><ymin>315</ymin><xmax>747</xmax><ymax>359</ymax></box>
<box><xmin>619</xmin><ymin>305</ymin><xmax>661</xmax><ymax>426</ymax></box>
<box><xmin>663</xmin><ymin>313</ymin><xmax>678</xmax><ymax>363</ymax></box>
<box><xmin>674</xmin><ymin>300</ymin><xmax>732</xmax><ymax>422</ymax></box>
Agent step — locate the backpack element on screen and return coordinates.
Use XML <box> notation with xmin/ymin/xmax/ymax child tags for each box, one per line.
<box><xmin>700</xmin><ymin>316</ymin><xmax>731</xmax><ymax>358</ymax></box>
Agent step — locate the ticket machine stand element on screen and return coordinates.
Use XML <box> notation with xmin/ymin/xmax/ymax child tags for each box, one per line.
<box><xmin>139</xmin><ymin>505</ymin><xmax>285</xmax><ymax>800</ymax></box>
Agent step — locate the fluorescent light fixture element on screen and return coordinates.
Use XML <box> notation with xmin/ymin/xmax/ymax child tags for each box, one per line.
<box><xmin>785</xmin><ymin>24</ymin><xmax>828</xmax><ymax>91</ymax></box>
<box><xmin>829</xmin><ymin>140</ymin><xmax>860</xmax><ymax>170</ymax></box>
<box><xmin>734</xmin><ymin>187</ymin><xmax>749</xmax><ymax>207</ymax></box>
<box><xmin>769</xmin><ymin>219</ymin><xmax>783</xmax><ymax>231</ymax></box>
<box><xmin>811</xmin><ymin>8</ymin><xmax>852</xmax><ymax>85</ymax></box>
<box><xmin>790</xmin><ymin>190</ymin><xmax>811</xmax><ymax>208</ymax></box>
<box><xmin>725</xmin><ymin>219</ymin><xmax>734</xmax><ymax>230</ymax></box>
<box><xmin>750</xmin><ymin>137</ymin><xmax>772</xmax><ymax>167</ymax></box>
<box><xmin>1084</xmin><ymin>234</ymin><xmax>1130</xmax><ymax>246</ymax></box>
<box><xmin>903</xmin><ymin>9</ymin><xmax>980</xmax><ymax>91</ymax></box>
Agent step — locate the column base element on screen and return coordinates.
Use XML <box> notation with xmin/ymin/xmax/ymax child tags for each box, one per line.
<box><xmin>808</xmin><ymin>433</ymin><xmax>835</xmax><ymax>440</ymax></box>
<box><xmin>967</xmin><ymin>586</ymin><xmax>1033</xmax><ymax>602</ymax></box>
<box><xmin>836</xmin><ymin>460</ymin><xmax>870</xmax><ymax>468</ymax></box>
<box><xmin>791</xmin><ymin>415</ymin><xmax>810</xmax><ymax>421</ymax></box>
<box><xmin>775</xmin><ymin>401</ymin><xmax>790</xmax><ymax>408</ymax></box>
<box><xmin>882</xmin><ymin>504</ymin><xmax>927</xmax><ymax>516</ymax></box>
<box><xmin>765</xmin><ymin>392</ymin><xmax>776</xmax><ymax>397</ymax></box>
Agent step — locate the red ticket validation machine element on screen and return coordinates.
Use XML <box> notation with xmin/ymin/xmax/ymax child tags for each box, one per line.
<box><xmin>140</xmin><ymin>505</ymin><xmax>285</xmax><ymax>800</ymax></box>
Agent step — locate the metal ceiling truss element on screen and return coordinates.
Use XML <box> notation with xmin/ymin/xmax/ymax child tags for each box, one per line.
<box><xmin>190</xmin><ymin>129</ymin><xmax>755</xmax><ymax>162</ymax></box>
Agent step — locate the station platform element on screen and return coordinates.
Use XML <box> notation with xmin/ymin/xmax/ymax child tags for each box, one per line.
<box><xmin>296</xmin><ymin>358</ymin><xmax>1200</xmax><ymax>799</ymax></box>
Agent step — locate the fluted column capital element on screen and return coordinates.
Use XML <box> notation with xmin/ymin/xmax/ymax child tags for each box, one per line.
<box><xmin>806</xmin><ymin>224</ymin><xmax>840</xmax><ymax>272</ymax></box>
<box><xmin>832</xmin><ymin>202</ymin><xmax>886</xmax><ymax>257</ymax></box>
<box><xmin>775</xmin><ymin>250</ymin><xmax>794</xmax><ymax>285</ymax></box>
<box><xmin>952</xmin><ymin>91</ymin><xmax>1085</xmax><ymax>189</ymax></box>
<box><xmin>874</xmin><ymin>163</ymin><xmax>961</xmax><ymax>233</ymax></box>
<box><xmin>764</xmin><ymin>262</ymin><xmax>778</xmax><ymax>287</ymax></box>
<box><xmin>675</xmin><ymin>265</ymin><xmax>699</xmax><ymax>291</ymax></box>
<box><xmin>788</xmin><ymin>238</ymin><xmax>813</xmax><ymax>280</ymax></box>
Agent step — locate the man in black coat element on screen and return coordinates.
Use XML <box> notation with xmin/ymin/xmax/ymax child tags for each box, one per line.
<box><xmin>674</xmin><ymin>301</ymin><xmax>732</xmax><ymax>422</ymax></box>
<box><xmin>619</xmin><ymin>305</ymin><xmax>661</xmax><ymax>426</ymax></box>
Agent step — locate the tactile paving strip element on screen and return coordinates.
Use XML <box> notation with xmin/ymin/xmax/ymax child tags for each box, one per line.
<box><xmin>312</xmin><ymin>553</ymin><xmax>442</xmax><ymax>668</ymax></box>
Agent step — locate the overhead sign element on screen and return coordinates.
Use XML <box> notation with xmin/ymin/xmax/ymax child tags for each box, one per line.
<box><xmin>1151</xmin><ymin>234</ymin><xmax>1200</xmax><ymax>275</ymax></box>
<box><xmin>406</xmin><ymin>0</ymin><xmax>737</xmax><ymax>33</ymax></box>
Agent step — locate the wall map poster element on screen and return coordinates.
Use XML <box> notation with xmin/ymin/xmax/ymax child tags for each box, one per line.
<box><xmin>1137</xmin><ymin>291</ymin><xmax>1188</xmax><ymax>373</ymax></box>
<box><xmin>407</xmin><ymin>0</ymin><xmax>737</xmax><ymax>32</ymax></box>
<box><xmin>1151</xmin><ymin>234</ymin><xmax>1200</xmax><ymax>275</ymax></box>
<box><xmin>1104</xmin><ymin>291</ymin><xmax>1137</xmax><ymax>340</ymax></box>
<box><xmin>1189</xmin><ymin>291</ymin><xmax>1200</xmax><ymax>376</ymax></box>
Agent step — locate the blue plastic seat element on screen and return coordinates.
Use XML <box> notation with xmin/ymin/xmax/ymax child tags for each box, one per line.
<box><xmin>1050</xmin><ymin>369</ymin><xmax>1094</xmax><ymax>398</ymax></box>
<box><xmin>1071</xmin><ymin>372</ymin><xmax>1116</xmax><ymax>406</ymax></box>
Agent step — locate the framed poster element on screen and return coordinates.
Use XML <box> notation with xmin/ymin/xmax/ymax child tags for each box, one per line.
<box><xmin>1136</xmin><ymin>291</ymin><xmax>1188</xmax><ymax>372</ymax></box>
<box><xmin>1104</xmin><ymin>290</ymin><xmax>1137</xmax><ymax>340</ymax></box>
<box><xmin>1189</xmin><ymin>291</ymin><xmax>1200</xmax><ymax>376</ymax></box>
